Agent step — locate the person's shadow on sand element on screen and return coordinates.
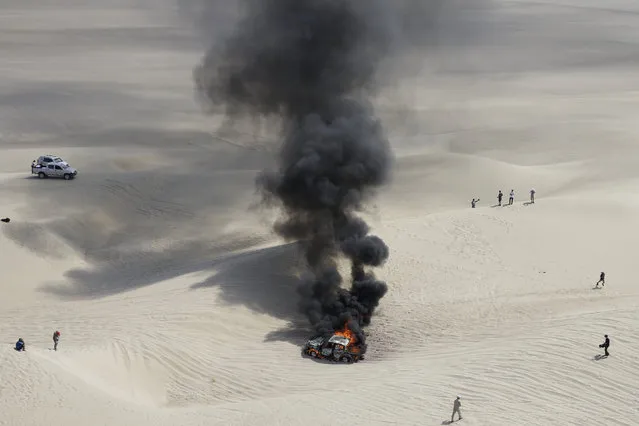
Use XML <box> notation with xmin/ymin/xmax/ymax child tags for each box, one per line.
<box><xmin>593</xmin><ymin>354</ymin><xmax>608</xmax><ymax>361</ymax></box>
<box><xmin>441</xmin><ymin>420</ymin><xmax>457</xmax><ymax>425</ymax></box>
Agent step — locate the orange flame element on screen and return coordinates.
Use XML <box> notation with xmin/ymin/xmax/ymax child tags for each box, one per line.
<box><xmin>333</xmin><ymin>322</ymin><xmax>356</xmax><ymax>344</ymax></box>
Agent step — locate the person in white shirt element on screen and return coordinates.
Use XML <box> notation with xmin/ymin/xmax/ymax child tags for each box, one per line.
<box><xmin>508</xmin><ymin>189</ymin><xmax>514</xmax><ymax>205</ymax></box>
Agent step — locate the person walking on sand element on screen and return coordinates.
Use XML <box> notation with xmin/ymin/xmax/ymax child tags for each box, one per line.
<box><xmin>599</xmin><ymin>334</ymin><xmax>610</xmax><ymax>357</ymax></box>
<box><xmin>471</xmin><ymin>198</ymin><xmax>480</xmax><ymax>208</ymax></box>
<box><xmin>53</xmin><ymin>330</ymin><xmax>61</xmax><ymax>351</ymax></box>
<box><xmin>509</xmin><ymin>189</ymin><xmax>514</xmax><ymax>205</ymax></box>
<box><xmin>497</xmin><ymin>190</ymin><xmax>503</xmax><ymax>206</ymax></box>
<box><xmin>530</xmin><ymin>188</ymin><xmax>535</xmax><ymax>204</ymax></box>
<box><xmin>595</xmin><ymin>272</ymin><xmax>605</xmax><ymax>288</ymax></box>
<box><xmin>451</xmin><ymin>395</ymin><xmax>462</xmax><ymax>422</ymax></box>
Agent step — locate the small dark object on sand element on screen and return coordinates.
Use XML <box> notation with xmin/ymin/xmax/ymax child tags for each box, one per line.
<box><xmin>1</xmin><ymin>218</ymin><xmax>10</xmax><ymax>223</ymax></box>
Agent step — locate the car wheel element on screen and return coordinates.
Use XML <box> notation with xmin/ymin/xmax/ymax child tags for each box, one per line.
<box><xmin>310</xmin><ymin>350</ymin><xmax>318</xmax><ymax>358</ymax></box>
<box><xmin>38</xmin><ymin>172</ymin><xmax>46</xmax><ymax>179</ymax></box>
<box><xmin>63</xmin><ymin>174</ymin><xmax>71</xmax><ymax>180</ymax></box>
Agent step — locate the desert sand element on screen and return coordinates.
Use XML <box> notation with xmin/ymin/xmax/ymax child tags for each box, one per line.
<box><xmin>2</xmin><ymin>1</ymin><xmax>639</xmax><ymax>425</ymax></box>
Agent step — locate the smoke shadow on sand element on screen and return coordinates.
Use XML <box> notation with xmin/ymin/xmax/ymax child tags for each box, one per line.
<box><xmin>38</xmin><ymin>235</ymin><xmax>267</xmax><ymax>299</ymax></box>
<box><xmin>39</xmin><ymin>238</ymin><xmax>315</xmax><ymax>343</ymax></box>
<box><xmin>190</xmin><ymin>242</ymin><xmax>313</xmax><ymax>344</ymax></box>
<box><xmin>1</xmin><ymin>124</ymin><xmax>277</xmax><ymax>299</ymax></box>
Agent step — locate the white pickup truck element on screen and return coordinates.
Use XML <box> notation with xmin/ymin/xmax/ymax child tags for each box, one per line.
<box><xmin>31</xmin><ymin>155</ymin><xmax>78</xmax><ymax>180</ymax></box>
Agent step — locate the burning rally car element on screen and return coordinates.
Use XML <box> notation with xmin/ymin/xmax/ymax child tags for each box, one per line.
<box><xmin>302</xmin><ymin>325</ymin><xmax>364</xmax><ymax>363</ymax></box>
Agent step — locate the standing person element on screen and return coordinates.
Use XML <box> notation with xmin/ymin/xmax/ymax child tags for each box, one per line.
<box><xmin>497</xmin><ymin>190</ymin><xmax>503</xmax><ymax>206</ymax></box>
<box><xmin>451</xmin><ymin>395</ymin><xmax>462</xmax><ymax>422</ymax></box>
<box><xmin>599</xmin><ymin>335</ymin><xmax>610</xmax><ymax>357</ymax></box>
<box><xmin>530</xmin><ymin>188</ymin><xmax>536</xmax><ymax>203</ymax></box>
<box><xmin>509</xmin><ymin>189</ymin><xmax>514</xmax><ymax>205</ymax></box>
<box><xmin>471</xmin><ymin>198</ymin><xmax>480</xmax><ymax>208</ymax></box>
<box><xmin>595</xmin><ymin>272</ymin><xmax>605</xmax><ymax>287</ymax></box>
<box><xmin>53</xmin><ymin>330</ymin><xmax>61</xmax><ymax>351</ymax></box>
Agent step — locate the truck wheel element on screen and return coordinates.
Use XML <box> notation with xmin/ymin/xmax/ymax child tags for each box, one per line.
<box><xmin>38</xmin><ymin>172</ymin><xmax>46</xmax><ymax>179</ymax></box>
<box><xmin>63</xmin><ymin>174</ymin><xmax>71</xmax><ymax>180</ymax></box>
<box><xmin>340</xmin><ymin>355</ymin><xmax>353</xmax><ymax>364</ymax></box>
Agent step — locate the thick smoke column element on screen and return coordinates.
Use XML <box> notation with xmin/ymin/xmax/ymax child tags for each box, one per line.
<box><xmin>194</xmin><ymin>0</ymin><xmax>418</xmax><ymax>350</ymax></box>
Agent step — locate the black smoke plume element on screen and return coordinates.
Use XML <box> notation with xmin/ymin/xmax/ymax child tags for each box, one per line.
<box><xmin>193</xmin><ymin>0</ymin><xmax>435</xmax><ymax>350</ymax></box>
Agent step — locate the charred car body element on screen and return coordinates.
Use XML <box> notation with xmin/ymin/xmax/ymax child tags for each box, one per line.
<box><xmin>302</xmin><ymin>332</ymin><xmax>364</xmax><ymax>363</ymax></box>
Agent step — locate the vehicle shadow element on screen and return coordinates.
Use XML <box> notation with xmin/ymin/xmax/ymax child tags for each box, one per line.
<box><xmin>300</xmin><ymin>351</ymin><xmax>359</xmax><ymax>366</ymax></box>
<box><xmin>23</xmin><ymin>175</ymin><xmax>77</xmax><ymax>181</ymax></box>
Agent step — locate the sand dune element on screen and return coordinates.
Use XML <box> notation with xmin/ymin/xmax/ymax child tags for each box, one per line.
<box><xmin>2</xmin><ymin>1</ymin><xmax>639</xmax><ymax>425</ymax></box>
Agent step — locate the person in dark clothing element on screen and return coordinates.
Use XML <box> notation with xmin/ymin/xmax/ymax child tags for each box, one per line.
<box><xmin>15</xmin><ymin>338</ymin><xmax>25</xmax><ymax>352</ymax></box>
<box><xmin>599</xmin><ymin>335</ymin><xmax>610</xmax><ymax>356</ymax></box>
<box><xmin>471</xmin><ymin>198</ymin><xmax>480</xmax><ymax>208</ymax></box>
<box><xmin>595</xmin><ymin>272</ymin><xmax>605</xmax><ymax>287</ymax></box>
<box><xmin>53</xmin><ymin>330</ymin><xmax>61</xmax><ymax>351</ymax></box>
<box><xmin>451</xmin><ymin>395</ymin><xmax>462</xmax><ymax>422</ymax></box>
<box><xmin>497</xmin><ymin>190</ymin><xmax>503</xmax><ymax>206</ymax></box>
